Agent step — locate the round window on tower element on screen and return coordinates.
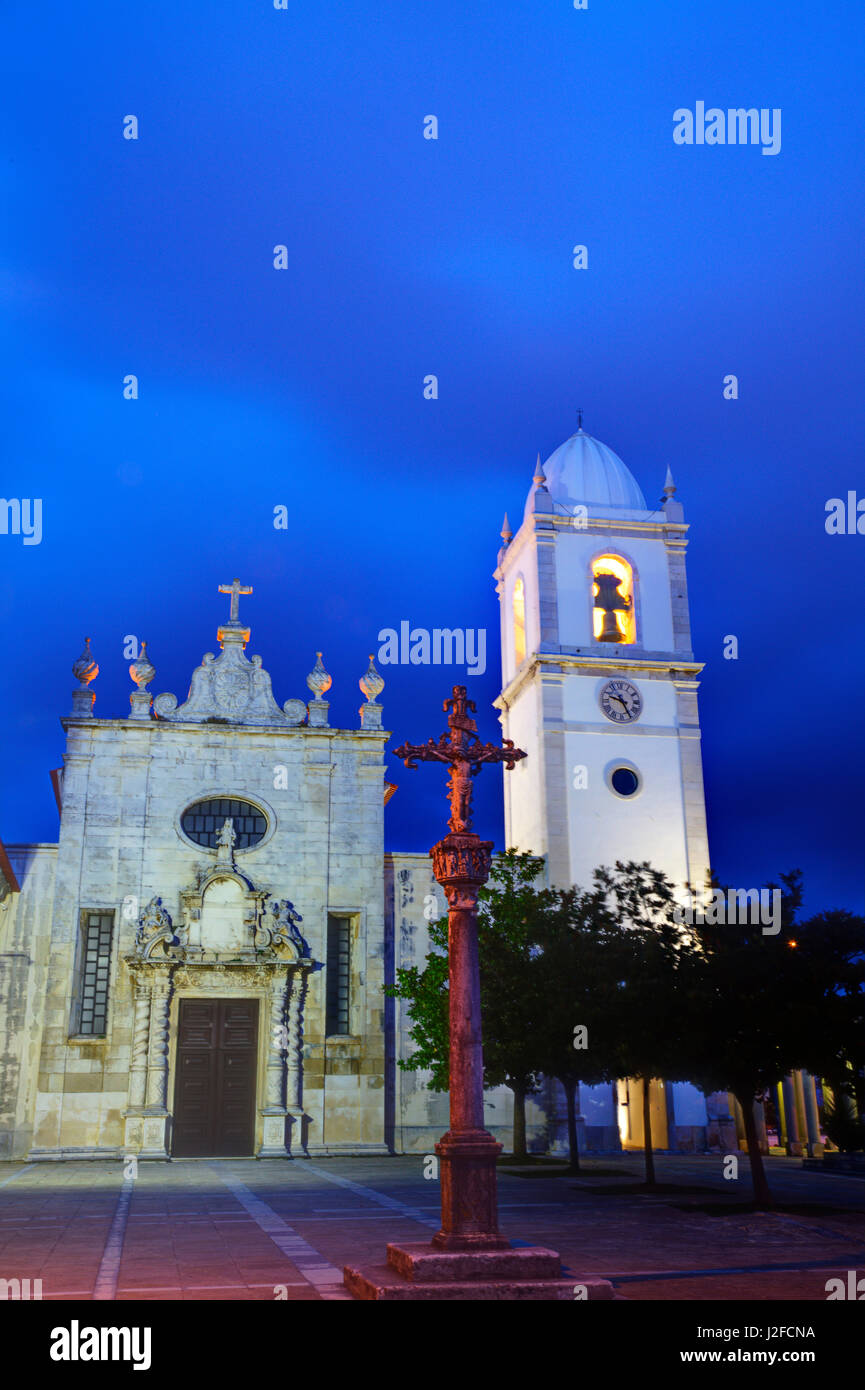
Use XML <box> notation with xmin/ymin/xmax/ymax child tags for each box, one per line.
<box><xmin>606</xmin><ymin>764</ymin><xmax>642</xmax><ymax>799</ymax></box>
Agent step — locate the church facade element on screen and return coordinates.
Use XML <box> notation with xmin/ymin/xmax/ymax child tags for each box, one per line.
<box><xmin>2</xmin><ymin>424</ymin><xmax>809</xmax><ymax>1162</ymax></box>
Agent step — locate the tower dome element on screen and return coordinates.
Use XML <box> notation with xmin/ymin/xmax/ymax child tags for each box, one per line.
<box><xmin>536</xmin><ymin>427</ymin><xmax>647</xmax><ymax>513</ymax></box>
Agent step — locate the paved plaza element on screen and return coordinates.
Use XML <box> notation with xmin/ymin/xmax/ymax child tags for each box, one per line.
<box><xmin>0</xmin><ymin>1154</ymin><xmax>863</xmax><ymax>1302</ymax></box>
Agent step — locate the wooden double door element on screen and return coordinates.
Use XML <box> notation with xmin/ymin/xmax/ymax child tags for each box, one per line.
<box><xmin>172</xmin><ymin>998</ymin><xmax>259</xmax><ymax>1157</ymax></box>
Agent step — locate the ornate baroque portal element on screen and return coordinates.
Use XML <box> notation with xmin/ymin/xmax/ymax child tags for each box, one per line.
<box><xmin>123</xmin><ymin>831</ymin><xmax>313</xmax><ymax>1159</ymax></box>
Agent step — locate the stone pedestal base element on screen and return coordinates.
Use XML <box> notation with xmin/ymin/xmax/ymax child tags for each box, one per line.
<box><xmin>257</xmin><ymin>1110</ymin><xmax>289</xmax><ymax>1158</ymax></box>
<box><xmin>344</xmin><ymin>1242</ymin><xmax>613</xmax><ymax>1301</ymax></box>
<box><xmin>433</xmin><ymin>1130</ymin><xmax>509</xmax><ymax>1250</ymax></box>
<box><xmin>123</xmin><ymin>1114</ymin><xmax>142</xmax><ymax>1154</ymax></box>
<box><xmin>138</xmin><ymin>1113</ymin><xmax>171</xmax><ymax>1159</ymax></box>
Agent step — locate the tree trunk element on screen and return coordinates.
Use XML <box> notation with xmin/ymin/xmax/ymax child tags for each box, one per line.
<box><xmin>511</xmin><ymin>1081</ymin><xmax>527</xmax><ymax>1158</ymax></box>
<box><xmin>641</xmin><ymin>1076</ymin><xmax>656</xmax><ymax>1189</ymax></box>
<box><xmin>737</xmin><ymin>1090</ymin><xmax>773</xmax><ymax>1209</ymax></box>
<box><xmin>563</xmin><ymin>1077</ymin><xmax>581</xmax><ymax>1173</ymax></box>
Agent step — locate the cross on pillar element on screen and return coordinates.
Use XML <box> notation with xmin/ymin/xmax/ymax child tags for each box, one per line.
<box><xmin>218</xmin><ymin>577</ymin><xmax>253</xmax><ymax>624</ymax></box>
<box><xmin>394</xmin><ymin>685</ymin><xmax>526</xmax><ymax>1251</ymax></box>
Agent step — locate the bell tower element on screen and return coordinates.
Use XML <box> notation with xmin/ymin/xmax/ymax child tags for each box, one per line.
<box><xmin>493</xmin><ymin>422</ymin><xmax>710</xmax><ymax>900</ymax></box>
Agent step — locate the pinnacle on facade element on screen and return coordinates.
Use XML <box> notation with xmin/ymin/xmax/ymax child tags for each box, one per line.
<box><xmin>532</xmin><ymin>452</ymin><xmax>548</xmax><ymax>490</ymax></box>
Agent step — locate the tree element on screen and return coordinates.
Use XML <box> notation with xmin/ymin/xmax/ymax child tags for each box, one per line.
<box><xmin>532</xmin><ymin>885</ymin><xmax>632</xmax><ymax>1172</ymax></box>
<box><xmin>475</xmin><ymin>852</ymin><xmax>552</xmax><ymax>1155</ymax></box>
<box><xmin>787</xmin><ymin>907</ymin><xmax>865</xmax><ymax>1124</ymax></box>
<box><xmin>385</xmin><ymin>851</ymin><xmax>553</xmax><ymax>1156</ymax></box>
<box><xmin>581</xmin><ymin>862</ymin><xmax>704</xmax><ymax>1188</ymax></box>
<box><xmin>387</xmin><ymin>922</ymin><xmax>450</xmax><ymax>1091</ymax></box>
<box><xmin>682</xmin><ymin>871</ymin><xmax>815</xmax><ymax>1207</ymax></box>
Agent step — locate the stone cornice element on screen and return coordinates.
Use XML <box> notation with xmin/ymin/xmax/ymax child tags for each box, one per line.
<box><xmin>496</xmin><ymin>650</ymin><xmax>704</xmax><ymax>707</ymax></box>
<box><xmin>494</xmin><ymin>514</ymin><xmax>691</xmax><ymax>578</ymax></box>
<box><xmin>60</xmin><ymin>717</ymin><xmax>390</xmax><ymax>744</ymax></box>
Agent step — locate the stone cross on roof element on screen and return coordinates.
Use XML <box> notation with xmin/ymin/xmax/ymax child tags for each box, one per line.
<box><xmin>218</xmin><ymin>578</ymin><xmax>252</xmax><ymax>624</ymax></box>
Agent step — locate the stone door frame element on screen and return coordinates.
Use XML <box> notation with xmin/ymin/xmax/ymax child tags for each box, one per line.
<box><xmin>123</xmin><ymin>957</ymin><xmax>311</xmax><ymax>1159</ymax></box>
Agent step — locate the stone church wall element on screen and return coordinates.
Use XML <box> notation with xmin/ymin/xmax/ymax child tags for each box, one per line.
<box><xmin>0</xmin><ymin>846</ymin><xmax>56</xmax><ymax>1159</ymax></box>
<box><xmin>27</xmin><ymin>712</ymin><xmax>390</xmax><ymax>1159</ymax></box>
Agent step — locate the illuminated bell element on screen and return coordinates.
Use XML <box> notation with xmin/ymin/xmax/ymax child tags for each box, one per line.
<box><xmin>594</xmin><ymin>572</ymin><xmax>630</xmax><ymax>643</ymax></box>
<box><xmin>599</xmin><ymin>608</ymin><xmax>624</xmax><ymax>642</ymax></box>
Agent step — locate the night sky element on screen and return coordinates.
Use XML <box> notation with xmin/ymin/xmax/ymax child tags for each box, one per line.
<box><xmin>2</xmin><ymin>2</ymin><xmax>863</xmax><ymax>914</ymax></box>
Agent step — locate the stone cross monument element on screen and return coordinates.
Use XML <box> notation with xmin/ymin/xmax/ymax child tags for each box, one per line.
<box><xmin>394</xmin><ymin>685</ymin><xmax>525</xmax><ymax>1250</ymax></box>
<box><xmin>344</xmin><ymin>686</ymin><xmax>613</xmax><ymax>1299</ymax></box>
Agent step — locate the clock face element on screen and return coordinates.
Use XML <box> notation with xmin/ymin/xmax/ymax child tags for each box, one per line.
<box><xmin>599</xmin><ymin>679</ymin><xmax>642</xmax><ymax>724</ymax></box>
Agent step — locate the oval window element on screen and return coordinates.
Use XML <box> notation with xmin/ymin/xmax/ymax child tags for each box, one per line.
<box><xmin>180</xmin><ymin>797</ymin><xmax>268</xmax><ymax>849</ymax></box>
<box><xmin>610</xmin><ymin>767</ymin><xmax>640</xmax><ymax>797</ymax></box>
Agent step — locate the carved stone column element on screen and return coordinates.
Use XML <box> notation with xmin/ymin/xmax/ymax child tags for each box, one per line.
<box><xmin>258</xmin><ymin>969</ymin><xmax>289</xmax><ymax>1157</ymax></box>
<box><xmin>285</xmin><ymin>967</ymin><xmax>309</xmax><ymax>1154</ymax></box>
<box><xmin>122</xmin><ymin>976</ymin><xmax>152</xmax><ymax>1152</ymax></box>
<box><xmin>141</xmin><ymin>971</ymin><xmax>173</xmax><ymax>1159</ymax></box>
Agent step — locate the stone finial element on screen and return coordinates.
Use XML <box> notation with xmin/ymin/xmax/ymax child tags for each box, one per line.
<box><xmin>306</xmin><ymin>651</ymin><xmax>331</xmax><ymax>727</ymax></box>
<box><xmin>73</xmin><ymin>637</ymin><xmax>98</xmax><ymax>688</ymax></box>
<box><xmin>130</xmin><ymin>641</ymin><xmax>155</xmax><ymax>691</ymax></box>
<box><xmin>71</xmin><ymin>637</ymin><xmax>98</xmax><ymax>717</ymax></box>
<box><xmin>306</xmin><ymin>652</ymin><xmax>332</xmax><ymax>699</ymax></box>
<box><xmin>359</xmin><ymin>653</ymin><xmax>384</xmax><ymax>729</ymax></box>
<box><xmin>532</xmin><ymin>452</ymin><xmax>548</xmax><ymax>490</ymax></box>
<box><xmin>662</xmin><ymin>466</ymin><xmax>684</xmax><ymax>522</ymax></box>
<box><xmin>128</xmin><ymin>641</ymin><xmax>155</xmax><ymax>720</ymax></box>
<box><xmin>500</xmin><ymin>512</ymin><xmax>512</xmax><ymax>544</ymax></box>
<box><xmin>359</xmin><ymin>654</ymin><xmax>384</xmax><ymax>704</ymax></box>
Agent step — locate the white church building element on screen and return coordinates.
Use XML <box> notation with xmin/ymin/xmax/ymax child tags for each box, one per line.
<box><xmin>0</xmin><ymin>423</ymin><xmax>746</xmax><ymax>1162</ymax></box>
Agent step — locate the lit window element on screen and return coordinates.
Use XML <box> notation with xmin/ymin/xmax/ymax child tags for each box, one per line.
<box><xmin>592</xmin><ymin>555</ymin><xmax>635</xmax><ymax>644</ymax></box>
<box><xmin>513</xmin><ymin>577</ymin><xmax>526</xmax><ymax>665</ymax></box>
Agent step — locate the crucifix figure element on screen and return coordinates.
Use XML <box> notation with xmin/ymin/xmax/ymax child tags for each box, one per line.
<box><xmin>396</xmin><ymin>686</ymin><xmax>525</xmax><ymax>837</ymax></box>
<box><xmin>393</xmin><ymin>686</ymin><xmax>526</xmax><ymax>1251</ymax></box>
<box><xmin>218</xmin><ymin>577</ymin><xmax>253</xmax><ymax>624</ymax></box>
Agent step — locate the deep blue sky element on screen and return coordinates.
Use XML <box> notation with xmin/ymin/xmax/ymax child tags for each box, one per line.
<box><xmin>2</xmin><ymin>2</ymin><xmax>863</xmax><ymax>914</ymax></box>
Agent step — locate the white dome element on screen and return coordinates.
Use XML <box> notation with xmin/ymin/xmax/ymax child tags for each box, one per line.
<box><xmin>539</xmin><ymin>429</ymin><xmax>647</xmax><ymax>512</ymax></box>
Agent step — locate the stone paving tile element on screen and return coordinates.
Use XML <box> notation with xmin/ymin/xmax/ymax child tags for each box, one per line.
<box><xmin>1</xmin><ymin>1154</ymin><xmax>863</xmax><ymax>1301</ymax></box>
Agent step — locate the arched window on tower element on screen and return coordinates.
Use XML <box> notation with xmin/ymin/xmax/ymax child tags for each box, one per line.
<box><xmin>592</xmin><ymin>555</ymin><xmax>636</xmax><ymax>645</ymax></box>
<box><xmin>512</xmin><ymin>576</ymin><xmax>526</xmax><ymax>666</ymax></box>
